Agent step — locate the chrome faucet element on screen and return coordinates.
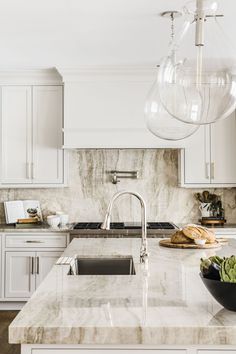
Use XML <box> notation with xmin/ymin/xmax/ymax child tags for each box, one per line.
<box><xmin>101</xmin><ymin>191</ymin><xmax>148</xmax><ymax>264</ymax></box>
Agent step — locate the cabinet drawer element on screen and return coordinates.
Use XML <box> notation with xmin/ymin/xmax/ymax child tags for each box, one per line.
<box><xmin>5</xmin><ymin>233</ymin><xmax>67</xmax><ymax>248</ymax></box>
<box><xmin>32</xmin><ymin>350</ymin><xmax>187</xmax><ymax>354</ymax></box>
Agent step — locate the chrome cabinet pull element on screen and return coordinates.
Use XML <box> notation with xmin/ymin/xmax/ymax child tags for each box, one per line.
<box><xmin>205</xmin><ymin>162</ymin><xmax>210</xmax><ymax>179</ymax></box>
<box><xmin>30</xmin><ymin>257</ymin><xmax>34</xmax><ymax>275</ymax></box>
<box><xmin>25</xmin><ymin>240</ymin><xmax>43</xmax><ymax>243</ymax></box>
<box><xmin>211</xmin><ymin>162</ymin><xmax>215</xmax><ymax>180</ymax></box>
<box><xmin>31</xmin><ymin>163</ymin><xmax>34</xmax><ymax>179</ymax></box>
<box><xmin>36</xmin><ymin>256</ymin><xmax>39</xmax><ymax>274</ymax></box>
<box><xmin>26</xmin><ymin>162</ymin><xmax>31</xmax><ymax>179</ymax></box>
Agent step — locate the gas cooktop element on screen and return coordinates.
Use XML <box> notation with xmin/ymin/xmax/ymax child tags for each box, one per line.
<box><xmin>73</xmin><ymin>222</ymin><xmax>176</xmax><ymax>230</ymax></box>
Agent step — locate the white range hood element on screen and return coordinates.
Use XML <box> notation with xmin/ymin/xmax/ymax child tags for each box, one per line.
<box><xmin>58</xmin><ymin>66</ymin><xmax>190</xmax><ymax>149</ymax></box>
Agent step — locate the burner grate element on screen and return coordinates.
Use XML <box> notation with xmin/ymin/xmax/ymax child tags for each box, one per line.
<box><xmin>148</xmin><ymin>222</ymin><xmax>175</xmax><ymax>230</ymax></box>
<box><xmin>73</xmin><ymin>222</ymin><xmax>175</xmax><ymax>230</ymax></box>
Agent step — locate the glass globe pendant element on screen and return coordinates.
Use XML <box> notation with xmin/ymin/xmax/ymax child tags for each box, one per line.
<box><xmin>157</xmin><ymin>0</ymin><xmax>236</xmax><ymax>125</ymax></box>
<box><xmin>145</xmin><ymin>81</ymin><xmax>199</xmax><ymax>140</ymax></box>
<box><xmin>145</xmin><ymin>11</ymin><xmax>199</xmax><ymax>141</ymax></box>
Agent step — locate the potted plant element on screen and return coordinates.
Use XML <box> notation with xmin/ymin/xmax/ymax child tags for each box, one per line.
<box><xmin>194</xmin><ymin>191</ymin><xmax>224</xmax><ymax>218</ymax></box>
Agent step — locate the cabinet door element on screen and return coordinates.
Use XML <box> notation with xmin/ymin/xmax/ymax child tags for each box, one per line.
<box><xmin>1</xmin><ymin>86</ymin><xmax>32</xmax><ymax>184</ymax></box>
<box><xmin>35</xmin><ymin>251</ymin><xmax>62</xmax><ymax>288</ymax></box>
<box><xmin>0</xmin><ymin>235</ymin><xmax>2</xmax><ymax>298</ymax></box>
<box><xmin>198</xmin><ymin>351</ymin><xmax>236</xmax><ymax>354</ymax></box>
<box><xmin>32</xmin><ymin>86</ymin><xmax>63</xmax><ymax>184</ymax></box>
<box><xmin>5</xmin><ymin>251</ymin><xmax>35</xmax><ymax>298</ymax></box>
<box><xmin>181</xmin><ymin>125</ymin><xmax>211</xmax><ymax>185</ymax></box>
<box><xmin>211</xmin><ymin>112</ymin><xmax>236</xmax><ymax>184</ymax></box>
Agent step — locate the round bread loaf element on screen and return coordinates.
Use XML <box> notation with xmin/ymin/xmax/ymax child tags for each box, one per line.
<box><xmin>171</xmin><ymin>230</ymin><xmax>193</xmax><ymax>244</ymax></box>
<box><xmin>182</xmin><ymin>224</ymin><xmax>216</xmax><ymax>244</ymax></box>
<box><xmin>182</xmin><ymin>225</ymin><xmax>202</xmax><ymax>240</ymax></box>
<box><xmin>196</xmin><ymin>225</ymin><xmax>216</xmax><ymax>244</ymax></box>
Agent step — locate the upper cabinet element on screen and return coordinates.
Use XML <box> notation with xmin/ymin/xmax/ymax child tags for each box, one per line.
<box><xmin>0</xmin><ymin>70</ymin><xmax>66</xmax><ymax>187</ymax></box>
<box><xmin>1</xmin><ymin>86</ymin><xmax>32</xmax><ymax>184</ymax></box>
<box><xmin>179</xmin><ymin>112</ymin><xmax>236</xmax><ymax>187</ymax></box>
<box><xmin>60</xmin><ymin>67</ymin><xmax>193</xmax><ymax>149</ymax></box>
<box><xmin>210</xmin><ymin>114</ymin><xmax>236</xmax><ymax>184</ymax></box>
<box><xmin>179</xmin><ymin>125</ymin><xmax>210</xmax><ymax>185</ymax></box>
<box><xmin>32</xmin><ymin>86</ymin><xmax>64</xmax><ymax>184</ymax></box>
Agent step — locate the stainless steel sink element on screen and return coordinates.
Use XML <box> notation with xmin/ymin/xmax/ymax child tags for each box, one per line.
<box><xmin>69</xmin><ymin>256</ymin><xmax>136</xmax><ymax>275</ymax></box>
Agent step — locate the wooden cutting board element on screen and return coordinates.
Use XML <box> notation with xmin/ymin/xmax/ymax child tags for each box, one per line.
<box><xmin>159</xmin><ymin>238</ymin><xmax>226</xmax><ymax>249</ymax></box>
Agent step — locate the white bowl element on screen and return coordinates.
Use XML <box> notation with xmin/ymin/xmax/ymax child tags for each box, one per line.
<box><xmin>194</xmin><ymin>239</ymin><xmax>206</xmax><ymax>246</ymax></box>
<box><xmin>47</xmin><ymin>215</ymin><xmax>60</xmax><ymax>228</ymax></box>
<box><xmin>59</xmin><ymin>214</ymin><xmax>69</xmax><ymax>225</ymax></box>
<box><xmin>56</xmin><ymin>212</ymin><xmax>69</xmax><ymax>225</ymax></box>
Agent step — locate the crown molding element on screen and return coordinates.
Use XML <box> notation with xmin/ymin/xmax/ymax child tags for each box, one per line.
<box><xmin>57</xmin><ymin>65</ymin><xmax>158</xmax><ymax>82</ymax></box>
<box><xmin>0</xmin><ymin>67</ymin><xmax>63</xmax><ymax>85</ymax></box>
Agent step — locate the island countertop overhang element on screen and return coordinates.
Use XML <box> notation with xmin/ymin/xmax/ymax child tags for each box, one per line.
<box><xmin>9</xmin><ymin>237</ymin><xmax>236</xmax><ymax>346</ymax></box>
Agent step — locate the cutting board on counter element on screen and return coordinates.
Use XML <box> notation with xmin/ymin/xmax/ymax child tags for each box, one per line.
<box><xmin>159</xmin><ymin>238</ymin><xmax>228</xmax><ymax>250</ymax></box>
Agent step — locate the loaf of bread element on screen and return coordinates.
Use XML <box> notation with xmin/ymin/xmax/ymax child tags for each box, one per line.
<box><xmin>171</xmin><ymin>230</ymin><xmax>193</xmax><ymax>244</ymax></box>
<box><xmin>182</xmin><ymin>224</ymin><xmax>216</xmax><ymax>244</ymax></box>
<box><xmin>171</xmin><ymin>224</ymin><xmax>216</xmax><ymax>244</ymax></box>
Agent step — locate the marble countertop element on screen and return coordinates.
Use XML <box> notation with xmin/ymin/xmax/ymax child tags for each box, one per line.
<box><xmin>0</xmin><ymin>222</ymin><xmax>178</xmax><ymax>235</ymax></box>
<box><xmin>9</xmin><ymin>237</ymin><xmax>236</xmax><ymax>346</ymax></box>
<box><xmin>0</xmin><ymin>223</ymin><xmax>73</xmax><ymax>233</ymax></box>
<box><xmin>0</xmin><ymin>221</ymin><xmax>236</xmax><ymax>236</ymax></box>
<box><xmin>1</xmin><ymin>222</ymin><xmax>236</xmax><ymax>235</ymax></box>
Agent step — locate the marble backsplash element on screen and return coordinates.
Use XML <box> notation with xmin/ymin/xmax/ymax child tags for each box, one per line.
<box><xmin>0</xmin><ymin>149</ymin><xmax>236</xmax><ymax>224</ymax></box>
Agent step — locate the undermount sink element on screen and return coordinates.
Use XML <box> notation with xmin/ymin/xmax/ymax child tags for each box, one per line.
<box><xmin>69</xmin><ymin>256</ymin><xmax>136</xmax><ymax>275</ymax></box>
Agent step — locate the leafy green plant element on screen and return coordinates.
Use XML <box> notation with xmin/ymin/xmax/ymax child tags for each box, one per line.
<box><xmin>194</xmin><ymin>191</ymin><xmax>224</xmax><ymax>217</ymax></box>
<box><xmin>200</xmin><ymin>255</ymin><xmax>236</xmax><ymax>283</ymax></box>
<box><xmin>220</xmin><ymin>256</ymin><xmax>236</xmax><ymax>283</ymax></box>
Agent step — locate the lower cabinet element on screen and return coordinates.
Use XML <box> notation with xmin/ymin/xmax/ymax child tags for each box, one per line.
<box><xmin>5</xmin><ymin>251</ymin><xmax>61</xmax><ymax>298</ymax></box>
<box><xmin>25</xmin><ymin>349</ymin><xmax>187</xmax><ymax>354</ymax></box>
<box><xmin>198</xmin><ymin>352</ymin><xmax>235</xmax><ymax>354</ymax></box>
<box><xmin>22</xmin><ymin>347</ymin><xmax>236</xmax><ymax>354</ymax></box>
<box><xmin>5</xmin><ymin>251</ymin><xmax>35</xmax><ymax>298</ymax></box>
<box><xmin>36</xmin><ymin>251</ymin><xmax>62</xmax><ymax>287</ymax></box>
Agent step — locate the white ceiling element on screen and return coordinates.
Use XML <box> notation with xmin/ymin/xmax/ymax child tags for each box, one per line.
<box><xmin>0</xmin><ymin>0</ymin><xmax>234</xmax><ymax>68</ymax></box>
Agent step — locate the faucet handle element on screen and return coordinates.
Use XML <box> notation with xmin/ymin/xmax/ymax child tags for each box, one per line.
<box><xmin>111</xmin><ymin>172</ymin><xmax>120</xmax><ymax>184</ymax></box>
<box><xmin>140</xmin><ymin>250</ymin><xmax>149</xmax><ymax>264</ymax></box>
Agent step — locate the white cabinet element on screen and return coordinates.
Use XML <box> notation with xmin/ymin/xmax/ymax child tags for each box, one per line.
<box><xmin>0</xmin><ymin>235</ymin><xmax>2</xmax><ymax>298</ymax></box>
<box><xmin>1</xmin><ymin>86</ymin><xmax>32</xmax><ymax>184</ymax></box>
<box><xmin>19</xmin><ymin>345</ymin><xmax>236</xmax><ymax>354</ymax></box>
<box><xmin>5</xmin><ymin>250</ymin><xmax>62</xmax><ymax>298</ymax></box>
<box><xmin>211</xmin><ymin>115</ymin><xmax>236</xmax><ymax>184</ymax></box>
<box><xmin>5</xmin><ymin>251</ymin><xmax>35</xmax><ymax>298</ymax></box>
<box><xmin>179</xmin><ymin>125</ymin><xmax>210</xmax><ymax>185</ymax></box>
<box><xmin>32</xmin><ymin>86</ymin><xmax>63</xmax><ymax>184</ymax></box>
<box><xmin>198</xmin><ymin>351</ymin><xmax>236</xmax><ymax>354</ymax></box>
<box><xmin>179</xmin><ymin>112</ymin><xmax>236</xmax><ymax>187</ymax></box>
<box><xmin>28</xmin><ymin>349</ymin><xmax>186</xmax><ymax>354</ymax></box>
<box><xmin>0</xmin><ymin>85</ymin><xmax>65</xmax><ymax>187</ymax></box>
<box><xmin>3</xmin><ymin>232</ymin><xmax>69</xmax><ymax>300</ymax></box>
<box><xmin>35</xmin><ymin>251</ymin><xmax>62</xmax><ymax>287</ymax></box>
<box><xmin>5</xmin><ymin>233</ymin><xmax>67</xmax><ymax>248</ymax></box>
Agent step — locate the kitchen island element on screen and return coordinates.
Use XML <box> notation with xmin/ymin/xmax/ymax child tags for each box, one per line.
<box><xmin>9</xmin><ymin>237</ymin><xmax>236</xmax><ymax>354</ymax></box>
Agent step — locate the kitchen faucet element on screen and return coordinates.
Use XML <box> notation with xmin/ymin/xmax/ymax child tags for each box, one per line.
<box><xmin>101</xmin><ymin>191</ymin><xmax>148</xmax><ymax>264</ymax></box>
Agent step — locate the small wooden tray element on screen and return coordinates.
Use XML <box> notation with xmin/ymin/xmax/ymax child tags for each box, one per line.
<box><xmin>199</xmin><ymin>218</ymin><xmax>226</xmax><ymax>226</ymax></box>
<box><xmin>159</xmin><ymin>238</ymin><xmax>224</xmax><ymax>249</ymax></box>
<box><xmin>17</xmin><ymin>218</ymin><xmax>39</xmax><ymax>224</ymax></box>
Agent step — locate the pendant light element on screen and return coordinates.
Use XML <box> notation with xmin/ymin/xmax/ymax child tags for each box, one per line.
<box><xmin>145</xmin><ymin>11</ymin><xmax>199</xmax><ymax>141</ymax></box>
<box><xmin>157</xmin><ymin>0</ymin><xmax>236</xmax><ymax>125</ymax></box>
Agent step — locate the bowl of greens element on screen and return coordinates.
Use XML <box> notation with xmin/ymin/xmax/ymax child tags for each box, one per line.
<box><xmin>200</xmin><ymin>255</ymin><xmax>236</xmax><ymax>311</ymax></box>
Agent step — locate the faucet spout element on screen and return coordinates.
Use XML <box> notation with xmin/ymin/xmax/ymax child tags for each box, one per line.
<box><xmin>101</xmin><ymin>191</ymin><xmax>148</xmax><ymax>263</ymax></box>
